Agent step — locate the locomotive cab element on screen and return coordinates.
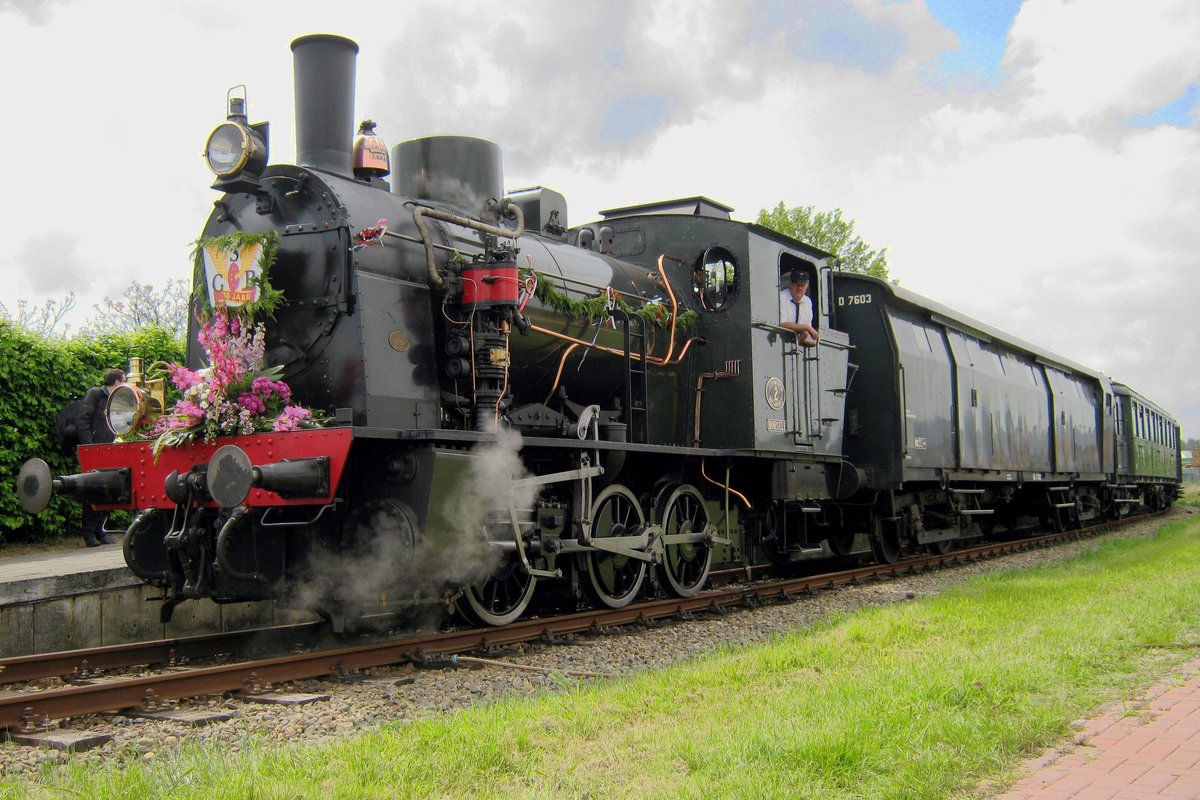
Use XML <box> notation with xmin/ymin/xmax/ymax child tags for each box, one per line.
<box><xmin>567</xmin><ymin>205</ymin><xmax>853</xmax><ymax>462</ymax></box>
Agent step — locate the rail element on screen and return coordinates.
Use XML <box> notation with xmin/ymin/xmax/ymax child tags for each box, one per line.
<box><xmin>0</xmin><ymin>510</ymin><xmax>1165</xmax><ymax>731</ymax></box>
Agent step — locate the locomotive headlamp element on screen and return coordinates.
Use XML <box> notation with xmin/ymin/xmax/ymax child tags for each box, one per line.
<box><xmin>105</xmin><ymin>358</ymin><xmax>166</xmax><ymax>437</ymax></box>
<box><xmin>205</xmin><ymin>121</ymin><xmax>267</xmax><ymax>178</ymax></box>
<box><xmin>205</xmin><ymin>87</ymin><xmax>270</xmax><ymax>192</ymax></box>
<box><xmin>105</xmin><ymin>384</ymin><xmax>144</xmax><ymax>437</ymax></box>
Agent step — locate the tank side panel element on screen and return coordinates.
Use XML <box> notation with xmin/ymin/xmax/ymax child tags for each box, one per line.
<box><xmin>510</xmin><ymin>235</ymin><xmax>691</xmax><ymax>445</ymax></box>
<box><xmin>355</xmin><ymin>273</ymin><xmax>439</xmax><ymax>429</ymax></box>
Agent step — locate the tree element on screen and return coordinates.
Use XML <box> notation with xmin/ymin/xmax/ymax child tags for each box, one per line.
<box><xmin>757</xmin><ymin>202</ymin><xmax>890</xmax><ymax>280</ymax></box>
<box><xmin>0</xmin><ymin>293</ymin><xmax>76</xmax><ymax>338</ymax></box>
<box><xmin>81</xmin><ymin>279</ymin><xmax>190</xmax><ymax>338</ymax></box>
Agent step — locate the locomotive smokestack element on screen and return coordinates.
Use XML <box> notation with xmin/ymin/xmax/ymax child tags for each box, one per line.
<box><xmin>291</xmin><ymin>34</ymin><xmax>359</xmax><ymax>177</ymax></box>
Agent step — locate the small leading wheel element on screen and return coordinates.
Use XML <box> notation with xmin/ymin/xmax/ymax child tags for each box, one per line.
<box><xmin>656</xmin><ymin>484</ymin><xmax>713</xmax><ymax>597</ymax></box>
<box><xmin>583</xmin><ymin>484</ymin><xmax>647</xmax><ymax>608</ymax></box>
<box><xmin>457</xmin><ymin>557</ymin><xmax>537</xmax><ymax>627</ymax></box>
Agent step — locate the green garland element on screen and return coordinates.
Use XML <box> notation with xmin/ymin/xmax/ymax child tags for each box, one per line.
<box><xmin>191</xmin><ymin>232</ymin><xmax>284</xmax><ymax>320</ymax></box>
<box><xmin>523</xmin><ymin>269</ymin><xmax>697</xmax><ymax>331</ymax></box>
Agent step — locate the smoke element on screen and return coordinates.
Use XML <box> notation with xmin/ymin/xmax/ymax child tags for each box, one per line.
<box><xmin>284</xmin><ymin>501</ymin><xmax>423</xmax><ymax>624</ymax></box>
<box><xmin>283</xmin><ymin>430</ymin><xmax>541</xmax><ymax>626</ymax></box>
<box><xmin>432</xmin><ymin>429</ymin><xmax>541</xmax><ymax>586</ymax></box>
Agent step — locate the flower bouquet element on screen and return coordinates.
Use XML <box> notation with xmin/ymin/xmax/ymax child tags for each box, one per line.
<box><xmin>148</xmin><ymin>311</ymin><xmax>321</xmax><ymax>457</ymax></box>
<box><xmin>142</xmin><ymin>232</ymin><xmax>323</xmax><ymax>458</ymax></box>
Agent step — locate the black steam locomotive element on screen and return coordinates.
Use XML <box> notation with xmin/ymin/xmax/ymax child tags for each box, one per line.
<box><xmin>18</xmin><ymin>35</ymin><xmax>1182</xmax><ymax>630</ymax></box>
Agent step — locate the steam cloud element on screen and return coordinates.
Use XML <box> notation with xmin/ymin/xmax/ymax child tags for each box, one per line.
<box><xmin>433</xmin><ymin>429</ymin><xmax>541</xmax><ymax>586</ymax></box>
<box><xmin>285</xmin><ymin>430</ymin><xmax>541</xmax><ymax>627</ymax></box>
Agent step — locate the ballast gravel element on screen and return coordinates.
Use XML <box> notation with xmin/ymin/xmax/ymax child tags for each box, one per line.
<box><xmin>1</xmin><ymin>509</ymin><xmax>1189</xmax><ymax>776</ymax></box>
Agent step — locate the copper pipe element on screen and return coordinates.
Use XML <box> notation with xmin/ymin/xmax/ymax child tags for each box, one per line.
<box><xmin>537</xmin><ymin>333</ymin><xmax>701</xmax><ymax>433</ymax></box>
<box><xmin>530</xmin><ymin>253</ymin><xmax>683</xmax><ymax>364</ymax></box>
<box><xmin>693</xmin><ymin>361</ymin><xmax>741</xmax><ymax>446</ymax></box>
<box><xmin>655</xmin><ymin>254</ymin><xmax>682</xmax><ymax>364</ymax></box>
<box><xmin>530</xmin><ymin>324</ymin><xmax>706</xmax><ymax>369</ymax></box>
<box><xmin>701</xmin><ymin>457</ymin><xmax>752</xmax><ymax>510</ymax></box>
<box><xmin>530</xmin><ymin>324</ymin><xmax>656</xmax><ymax>363</ymax></box>
<box><xmin>667</xmin><ymin>337</ymin><xmax>703</xmax><ymax>365</ymax></box>
<box><xmin>544</xmin><ymin>343</ymin><xmax>581</xmax><ymax>405</ymax></box>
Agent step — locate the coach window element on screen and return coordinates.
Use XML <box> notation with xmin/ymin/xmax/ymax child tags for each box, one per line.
<box><xmin>693</xmin><ymin>246</ymin><xmax>738</xmax><ymax>311</ymax></box>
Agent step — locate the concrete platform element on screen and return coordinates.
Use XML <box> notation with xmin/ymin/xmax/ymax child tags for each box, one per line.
<box><xmin>0</xmin><ymin>542</ymin><xmax>132</xmax><ymax>606</ymax></box>
<box><xmin>0</xmin><ymin>541</ymin><xmax>310</xmax><ymax>656</ymax></box>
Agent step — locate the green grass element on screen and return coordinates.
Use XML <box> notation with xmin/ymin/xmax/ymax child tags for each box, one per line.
<box><xmin>1177</xmin><ymin>482</ymin><xmax>1200</xmax><ymax>507</ymax></box>
<box><xmin>6</xmin><ymin>518</ymin><xmax>1200</xmax><ymax>799</ymax></box>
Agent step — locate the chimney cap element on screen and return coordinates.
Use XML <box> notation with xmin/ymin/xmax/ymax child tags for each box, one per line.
<box><xmin>290</xmin><ymin>33</ymin><xmax>359</xmax><ymax>53</ymax></box>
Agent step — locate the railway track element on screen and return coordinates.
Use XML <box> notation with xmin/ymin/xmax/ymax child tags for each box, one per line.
<box><xmin>0</xmin><ymin>513</ymin><xmax>1155</xmax><ymax>733</ymax></box>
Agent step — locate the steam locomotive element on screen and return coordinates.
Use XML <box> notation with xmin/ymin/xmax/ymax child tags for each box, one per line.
<box><xmin>18</xmin><ymin>35</ymin><xmax>1182</xmax><ymax>631</ymax></box>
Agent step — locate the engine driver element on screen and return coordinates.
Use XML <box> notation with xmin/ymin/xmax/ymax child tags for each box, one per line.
<box><xmin>778</xmin><ymin>269</ymin><xmax>820</xmax><ymax>346</ymax></box>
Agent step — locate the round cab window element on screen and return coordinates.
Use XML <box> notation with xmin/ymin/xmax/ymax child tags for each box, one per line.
<box><xmin>694</xmin><ymin>247</ymin><xmax>738</xmax><ymax>311</ymax></box>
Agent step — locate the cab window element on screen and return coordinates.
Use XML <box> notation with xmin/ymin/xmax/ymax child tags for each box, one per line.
<box><xmin>693</xmin><ymin>246</ymin><xmax>738</xmax><ymax>311</ymax></box>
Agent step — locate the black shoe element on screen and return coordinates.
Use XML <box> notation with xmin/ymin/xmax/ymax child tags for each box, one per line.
<box><xmin>83</xmin><ymin>534</ymin><xmax>102</xmax><ymax>548</ymax></box>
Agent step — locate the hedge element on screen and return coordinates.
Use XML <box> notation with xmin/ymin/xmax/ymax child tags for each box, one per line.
<box><xmin>0</xmin><ymin>322</ymin><xmax>184</xmax><ymax>546</ymax></box>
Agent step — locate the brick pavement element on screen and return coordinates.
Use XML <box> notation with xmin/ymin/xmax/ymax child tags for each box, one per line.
<box><xmin>996</xmin><ymin>656</ymin><xmax>1200</xmax><ymax>799</ymax></box>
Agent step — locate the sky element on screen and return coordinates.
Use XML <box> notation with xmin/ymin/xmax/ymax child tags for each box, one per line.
<box><xmin>1</xmin><ymin>0</ymin><xmax>1198</xmax><ymax>438</ymax></box>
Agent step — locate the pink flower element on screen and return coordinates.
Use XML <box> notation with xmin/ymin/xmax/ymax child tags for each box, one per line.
<box><xmin>273</xmin><ymin>405</ymin><xmax>312</xmax><ymax>431</ymax></box>
<box><xmin>237</xmin><ymin>392</ymin><xmax>266</xmax><ymax>414</ymax></box>
<box><xmin>251</xmin><ymin>377</ymin><xmax>291</xmax><ymax>403</ymax></box>
<box><xmin>176</xmin><ymin>400</ymin><xmax>205</xmax><ymax>424</ymax></box>
<box><xmin>167</xmin><ymin>364</ymin><xmax>204</xmax><ymax>392</ymax></box>
<box><xmin>149</xmin><ymin>308</ymin><xmax>320</xmax><ymax>445</ymax></box>
<box><xmin>149</xmin><ymin>399</ymin><xmax>206</xmax><ymax>435</ymax></box>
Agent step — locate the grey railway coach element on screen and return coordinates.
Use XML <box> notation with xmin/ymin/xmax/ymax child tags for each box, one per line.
<box><xmin>827</xmin><ymin>272</ymin><xmax>1174</xmax><ymax>560</ymax></box>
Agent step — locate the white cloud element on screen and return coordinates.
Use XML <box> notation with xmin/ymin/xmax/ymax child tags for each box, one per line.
<box><xmin>0</xmin><ymin>0</ymin><xmax>1197</xmax><ymax>440</ymax></box>
<box><xmin>0</xmin><ymin>0</ymin><xmax>73</xmax><ymax>25</ymax></box>
<box><xmin>11</xmin><ymin>232</ymin><xmax>90</xmax><ymax>295</ymax></box>
<box><xmin>1005</xmin><ymin>0</ymin><xmax>1200</xmax><ymax>125</ymax></box>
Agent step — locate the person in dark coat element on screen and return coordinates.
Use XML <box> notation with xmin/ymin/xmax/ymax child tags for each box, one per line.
<box><xmin>76</xmin><ymin>368</ymin><xmax>126</xmax><ymax>546</ymax></box>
